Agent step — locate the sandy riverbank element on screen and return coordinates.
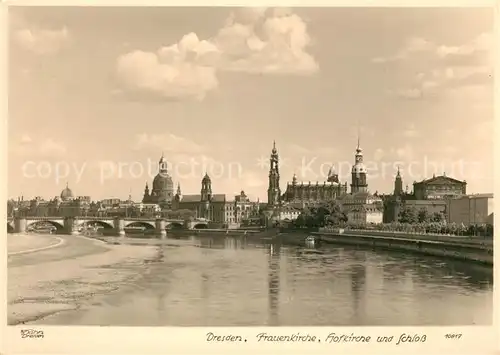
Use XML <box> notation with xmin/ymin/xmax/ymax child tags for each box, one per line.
<box><xmin>8</xmin><ymin>236</ymin><xmax>157</xmax><ymax>325</ymax></box>
<box><xmin>7</xmin><ymin>233</ymin><xmax>60</xmax><ymax>254</ymax></box>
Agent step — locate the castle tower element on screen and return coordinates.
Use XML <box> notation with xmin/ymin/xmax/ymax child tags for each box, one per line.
<box><xmin>350</xmin><ymin>137</ymin><xmax>368</xmax><ymax>194</ymax></box>
<box><xmin>267</xmin><ymin>141</ymin><xmax>281</xmax><ymax>206</ymax></box>
<box><xmin>394</xmin><ymin>166</ymin><xmax>403</xmax><ymax>196</ymax></box>
<box><xmin>327</xmin><ymin>165</ymin><xmax>339</xmax><ymax>183</ymax></box>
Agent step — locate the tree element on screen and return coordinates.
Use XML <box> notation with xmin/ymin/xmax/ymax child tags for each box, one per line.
<box><xmin>398</xmin><ymin>206</ymin><xmax>418</xmax><ymax>224</ymax></box>
<box><xmin>417</xmin><ymin>208</ymin><xmax>430</xmax><ymax>223</ymax></box>
<box><xmin>294</xmin><ymin>214</ymin><xmax>306</xmax><ymax>228</ymax></box>
<box><xmin>430</xmin><ymin>212</ymin><xmax>444</xmax><ymax>223</ymax></box>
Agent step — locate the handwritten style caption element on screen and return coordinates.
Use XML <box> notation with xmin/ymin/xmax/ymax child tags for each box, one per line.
<box><xmin>206</xmin><ymin>332</ymin><xmax>464</xmax><ymax>344</ymax></box>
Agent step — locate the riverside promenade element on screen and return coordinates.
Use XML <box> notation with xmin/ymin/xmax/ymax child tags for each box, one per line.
<box><xmin>313</xmin><ymin>229</ymin><xmax>493</xmax><ymax>266</ymax></box>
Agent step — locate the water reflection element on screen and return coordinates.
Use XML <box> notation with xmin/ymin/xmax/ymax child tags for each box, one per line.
<box><xmin>349</xmin><ymin>251</ymin><xmax>367</xmax><ymax>323</ymax></box>
<box><xmin>38</xmin><ymin>234</ymin><xmax>493</xmax><ymax>326</ymax></box>
<box><xmin>268</xmin><ymin>241</ymin><xmax>281</xmax><ymax>326</ymax></box>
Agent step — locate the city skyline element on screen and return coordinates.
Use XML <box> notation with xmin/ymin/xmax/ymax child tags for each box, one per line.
<box><xmin>8</xmin><ymin>7</ymin><xmax>494</xmax><ymax>201</ymax></box>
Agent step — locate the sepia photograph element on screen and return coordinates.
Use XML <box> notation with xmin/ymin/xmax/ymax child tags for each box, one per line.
<box><xmin>6</xmin><ymin>5</ymin><xmax>494</xmax><ymax>329</ymax></box>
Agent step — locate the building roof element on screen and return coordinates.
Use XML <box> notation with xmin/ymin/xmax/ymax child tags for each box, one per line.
<box><xmin>180</xmin><ymin>194</ymin><xmax>201</xmax><ymax>203</ymax></box>
<box><xmin>287</xmin><ymin>181</ymin><xmax>340</xmax><ymax>186</ymax></box>
<box><xmin>180</xmin><ymin>194</ymin><xmax>226</xmax><ymax>203</ymax></box>
<box><xmin>340</xmin><ymin>191</ymin><xmax>381</xmax><ymax>201</ymax></box>
<box><xmin>212</xmin><ymin>194</ymin><xmax>226</xmax><ymax>202</ymax></box>
<box><xmin>464</xmin><ymin>193</ymin><xmax>494</xmax><ymax>199</ymax></box>
<box><xmin>415</xmin><ymin>175</ymin><xmax>465</xmax><ymax>185</ymax></box>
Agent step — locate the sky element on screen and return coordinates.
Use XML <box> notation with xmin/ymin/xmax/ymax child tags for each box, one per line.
<box><xmin>7</xmin><ymin>6</ymin><xmax>494</xmax><ymax>202</ymax></box>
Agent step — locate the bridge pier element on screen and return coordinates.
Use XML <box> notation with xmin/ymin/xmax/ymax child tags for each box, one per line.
<box><xmin>64</xmin><ymin>217</ymin><xmax>79</xmax><ymax>235</ymax></box>
<box><xmin>156</xmin><ymin>219</ymin><xmax>166</xmax><ymax>239</ymax></box>
<box><xmin>14</xmin><ymin>217</ymin><xmax>27</xmax><ymax>234</ymax></box>
<box><xmin>114</xmin><ymin>217</ymin><xmax>125</xmax><ymax>237</ymax></box>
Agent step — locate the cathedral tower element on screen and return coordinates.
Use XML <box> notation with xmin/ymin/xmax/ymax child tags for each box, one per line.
<box><xmin>350</xmin><ymin>138</ymin><xmax>368</xmax><ymax>194</ymax></box>
<box><xmin>394</xmin><ymin>166</ymin><xmax>403</xmax><ymax>196</ymax></box>
<box><xmin>200</xmin><ymin>173</ymin><xmax>212</xmax><ymax>220</ymax></box>
<box><xmin>267</xmin><ymin>141</ymin><xmax>281</xmax><ymax>206</ymax></box>
<box><xmin>201</xmin><ymin>173</ymin><xmax>212</xmax><ymax>202</ymax></box>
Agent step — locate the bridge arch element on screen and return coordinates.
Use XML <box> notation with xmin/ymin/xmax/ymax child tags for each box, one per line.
<box><xmin>79</xmin><ymin>220</ymin><xmax>114</xmax><ymax>229</ymax></box>
<box><xmin>193</xmin><ymin>223</ymin><xmax>208</xmax><ymax>229</ymax></box>
<box><xmin>27</xmin><ymin>220</ymin><xmax>64</xmax><ymax>231</ymax></box>
<box><xmin>124</xmin><ymin>221</ymin><xmax>155</xmax><ymax>229</ymax></box>
<box><xmin>166</xmin><ymin>222</ymin><xmax>184</xmax><ymax>229</ymax></box>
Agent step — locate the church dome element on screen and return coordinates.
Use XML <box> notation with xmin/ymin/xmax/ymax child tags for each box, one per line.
<box><xmin>153</xmin><ymin>173</ymin><xmax>174</xmax><ymax>191</ymax></box>
<box><xmin>60</xmin><ymin>184</ymin><xmax>74</xmax><ymax>201</ymax></box>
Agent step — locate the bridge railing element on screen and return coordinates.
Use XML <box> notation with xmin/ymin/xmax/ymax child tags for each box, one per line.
<box><xmin>14</xmin><ymin>216</ymin><xmax>186</xmax><ymax>222</ymax></box>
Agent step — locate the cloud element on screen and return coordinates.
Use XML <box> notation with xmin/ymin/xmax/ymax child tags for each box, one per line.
<box><xmin>116</xmin><ymin>8</ymin><xmax>318</xmax><ymax>100</ymax></box>
<box><xmin>12</xmin><ymin>135</ymin><xmax>67</xmax><ymax>157</ymax></box>
<box><xmin>13</xmin><ymin>26</ymin><xmax>70</xmax><ymax>55</ymax></box>
<box><xmin>132</xmin><ymin>133</ymin><xmax>205</xmax><ymax>154</ymax></box>
<box><xmin>213</xmin><ymin>8</ymin><xmax>318</xmax><ymax>75</ymax></box>
<box><xmin>116</xmin><ymin>47</ymin><xmax>219</xmax><ymax>101</ymax></box>
<box><xmin>380</xmin><ymin>33</ymin><xmax>493</xmax><ymax>101</ymax></box>
<box><xmin>372</xmin><ymin>33</ymin><xmax>492</xmax><ymax>67</ymax></box>
<box><xmin>372</xmin><ymin>37</ymin><xmax>435</xmax><ymax>63</ymax></box>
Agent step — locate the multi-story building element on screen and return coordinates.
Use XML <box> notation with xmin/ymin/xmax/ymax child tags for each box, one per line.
<box><xmin>447</xmin><ymin>194</ymin><xmax>494</xmax><ymax>226</ymax></box>
<box><xmin>100</xmin><ymin>198</ymin><xmax>121</xmax><ymax>208</ymax></box>
<box><xmin>282</xmin><ymin>171</ymin><xmax>348</xmax><ymax>206</ymax></box>
<box><xmin>413</xmin><ymin>174</ymin><xmax>467</xmax><ymax>200</ymax></box>
<box><xmin>234</xmin><ymin>190</ymin><xmax>260</xmax><ymax>224</ymax></box>
<box><xmin>383</xmin><ymin>169</ymin><xmax>468</xmax><ymax>223</ymax></box>
<box><xmin>173</xmin><ymin>174</ymin><xmax>239</xmax><ymax>227</ymax></box>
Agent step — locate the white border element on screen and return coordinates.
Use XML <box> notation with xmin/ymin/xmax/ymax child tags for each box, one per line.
<box><xmin>1</xmin><ymin>1</ymin><xmax>498</xmax><ymax>354</ymax></box>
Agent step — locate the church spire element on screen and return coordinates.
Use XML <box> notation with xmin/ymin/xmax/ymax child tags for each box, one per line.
<box><xmin>394</xmin><ymin>166</ymin><xmax>403</xmax><ymax>196</ymax></box>
<box><xmin>268</xmin><ymin>140</ymin><xmax>281</xmax><ymax>207</ymax></box>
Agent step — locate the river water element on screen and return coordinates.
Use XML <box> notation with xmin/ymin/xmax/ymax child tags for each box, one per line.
<box><xmin>38</xmin><ymin>234</ymin><xmax>492</xmax><ymax>326</ymax></box>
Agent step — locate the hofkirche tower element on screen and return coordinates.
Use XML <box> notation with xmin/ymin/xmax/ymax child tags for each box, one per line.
<box><xmin>350</xmin><ymin>137</ymin><xmax>368</xmax><ymax>194</ymax></box>
<box><xmin>267</xmin><ymin>141</ymin><xmax>281</xmax><ymax>207</ymax></box>
<box><xmin>142</xmin><ymin>153</ymin><xmax>175</xmax><ymax>206</ymax></box>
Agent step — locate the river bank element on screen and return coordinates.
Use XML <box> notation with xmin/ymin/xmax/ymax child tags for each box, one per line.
<box><xmin>8</xmin><ymin>235</ymin><xmax>157</xmax><ymax>325</ymax></box>
<box><xmin>313</xmin><ymin>231</ymin><xmax>493</xmax><ymax>266</ymax></box>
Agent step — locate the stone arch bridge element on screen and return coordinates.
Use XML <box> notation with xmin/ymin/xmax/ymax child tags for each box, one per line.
<box><xmin>7</xmin><ymin>216</ymin><xmax>209</xmax><ymax>235</ymax></box>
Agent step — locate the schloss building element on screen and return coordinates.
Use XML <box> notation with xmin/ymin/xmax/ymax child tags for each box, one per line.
<box><xmin>383</xmin><ymin>168</ymin><xmax>469</xmax><ymax>223</ymax></box>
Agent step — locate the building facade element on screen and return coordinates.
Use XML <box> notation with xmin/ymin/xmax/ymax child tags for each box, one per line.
<box><xmin>384</xmin><ymin>170</ymin><xmax>468</xmax><ymax>223</ymax></box>
<box><xmin>413</xmin><ymin>174</ymin><xmax>467</xmax><ymax>200</ymax></box>
<box><xmin>447</xmin><ymin>194</ymin><xmax>494</xmax><ymax>226</ymax></box>
<box><xmin>173</xmin><ymin>174</ymin><xmax>243</xmax><ymax>227</ymax></box>
<box><xmin>282</xmin><ymin>168</ymin><xmax>348</xmax><ymax>206</ymax></box>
